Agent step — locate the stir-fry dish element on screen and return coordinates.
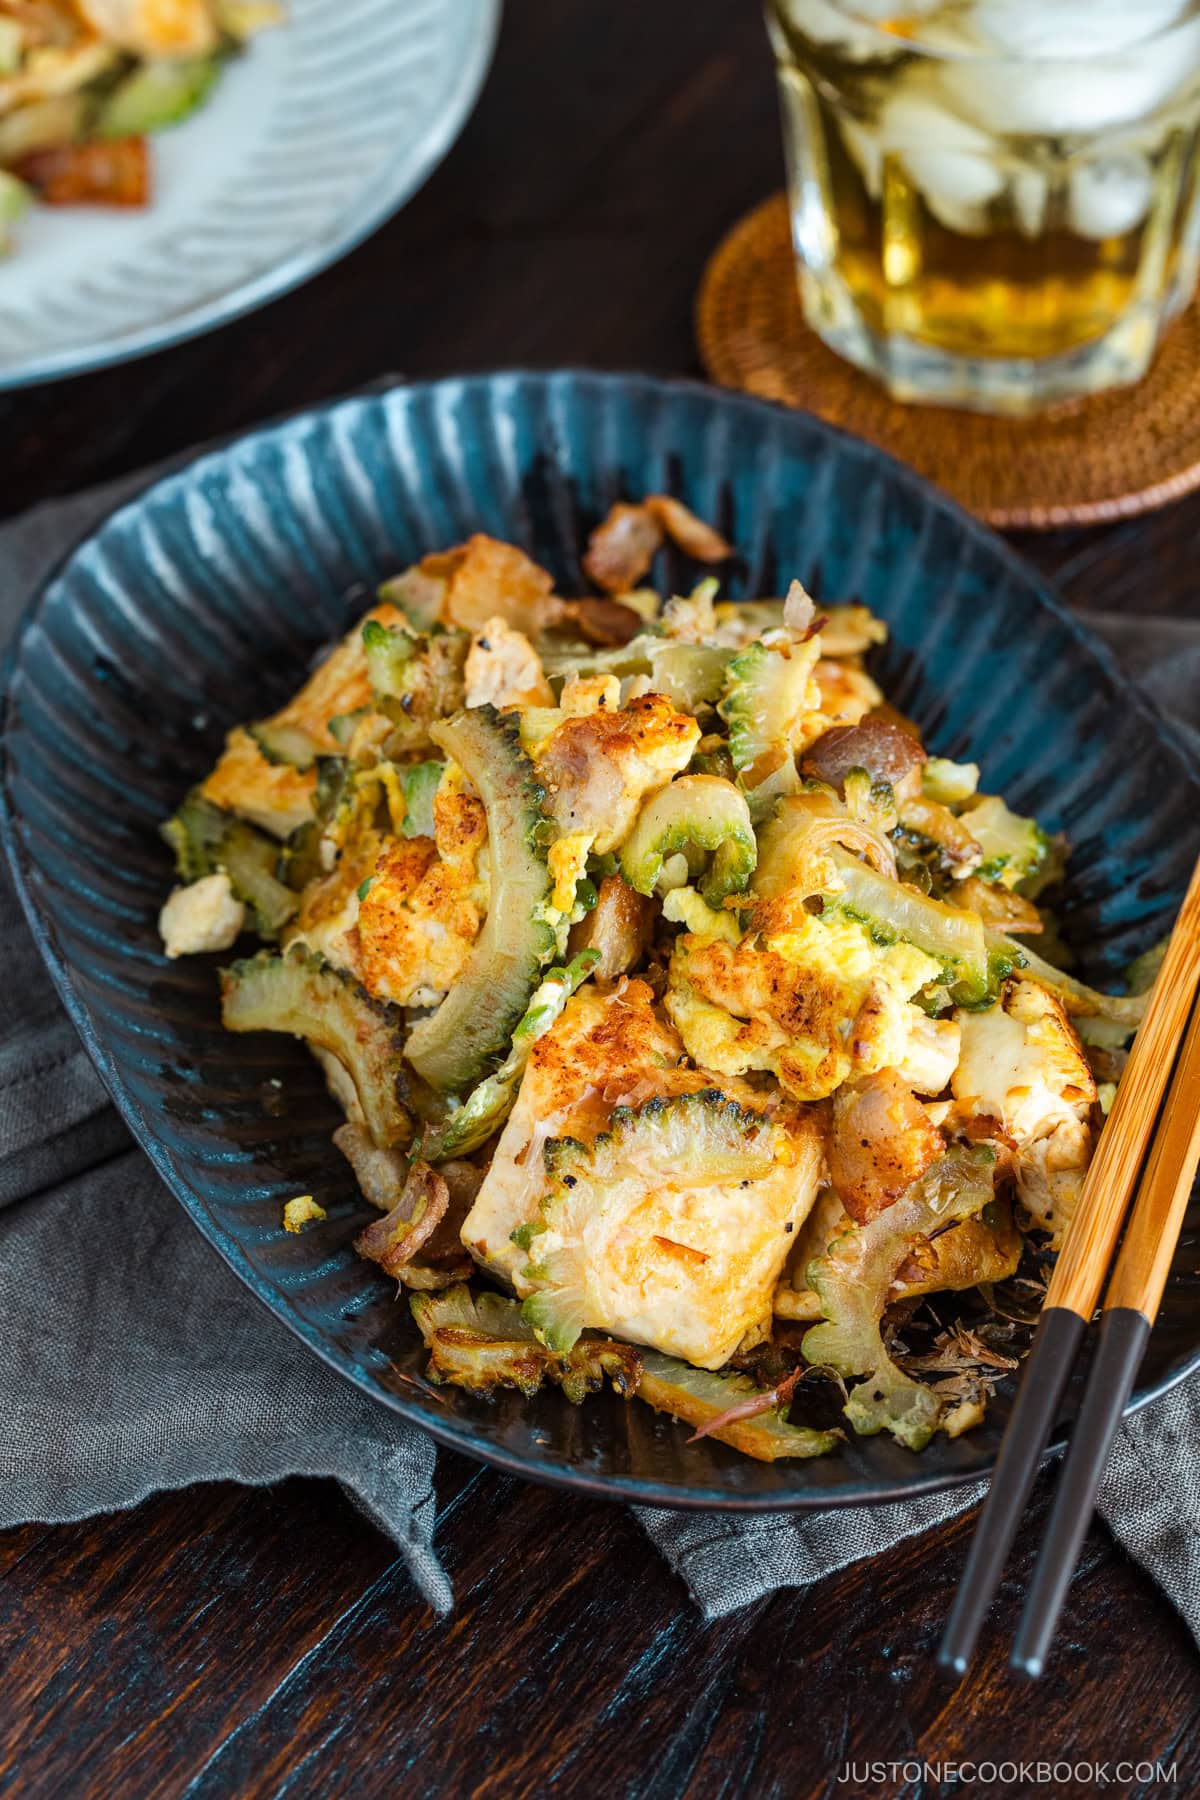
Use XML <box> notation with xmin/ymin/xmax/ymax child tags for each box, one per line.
<box><xmin>159</xmin><ymin>499</ymin><xmax>1150</xmax><ymax>1460</ymax></box>
<box><xmin>0</xmin><ymin>0</ymin><xmax>279</xmax><ymax>252</ymax></box>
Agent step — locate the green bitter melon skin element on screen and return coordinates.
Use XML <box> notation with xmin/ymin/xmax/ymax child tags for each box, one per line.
<box><xmin>802</xmin><ymin>1147</ymin><xmax>997</xmax><ymax>1451</ymax></box>
<box><xmin>279</xmin><ymin>757</ymin><xmax>351</xmax><ymax>894</ymax></box>
<box><xmin>637</xmin><ymin>1350</ymin><xmax>840</xmax><ymax>1461</ymax></box>
<box><xmin>409</xmin><ymin>1283</ymin><xmax>641</xmax><ymax>1403</ymax></box>
<box><xmin>403</xmin><ymin>706</ymin><xmax>558</xmax><ymax>1094</ymax></box>
<box><xmin>162</xmin><ymin>792</ymin><xmax>297</xmax><ymax>936</ymax></box>
<box><xmin>717</xmin><ymin>637</ymin><xmax>816</xmax><ymax>775</ymax></box>
<box><xmin>376</xmin><ymin>567</ymin><xmax>445</xmax><ymax>633</ymax></box>
<box><xmin>247</xmin><ymin>720</ymin><xmax>318</xmax><ymax>771</ymax></box>
<box><xmin>398</xmin><ymin>762</ymin><xmax>444</xmax><ymax>839</ymax></box>
<box><xmin>421</xmin><ymin>949</ymin><xmax>599</xmax><ymax>1163</ymax></box>
<box><xmin>362</xmin><ymin>620</ymin><xmax>468</xmax><ymax>751</ymax></box>
<box><xmin>220</xmin><ymin>945</ymin><xmax>412</xmax><ymax>1147</ymax></box>
<box><xmin>959</xmin><ymin>795</ymin><xmax>1049</xmax><ymax>890</ymax></box>
<box><xmin>96</xmin><ymin>55</ymin><xmax>221</xmax><ymax>140</ymax></box>
<box><xmin>619</xmin><ymin>774</ymin><xmax>756</xmax><ymax>908</ymax></box>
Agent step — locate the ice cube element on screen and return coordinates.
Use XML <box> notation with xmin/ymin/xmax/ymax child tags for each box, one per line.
<box><xmin>778</xmin><ymin>0</ymin><xmax>911</xmax><ymax>63</ymax></box>
<box><xmin>935</xmin><ymin>15</ymin><xmax>1200</xmax><ymax>139</ymax></box>
<box><xmin>878</xmin><ymin>81</ymin><xmax>1005</xmax><ymax>231</ymax></box>
<box><xmin>965</xmin><ymin>1</ymin><xmax>1187</xmax><ymax>63</ymax></box>
<box><xmin>838</xmin><ymin>111</ymin><xmax>883</xmax><ymax>197</ymax></box>
<box><xmin>1069</xmin><ymin>154</ymin><xmax>1154</xmax><ymax>239</ymax></box>
<box><xmin>1012</xmin><ymin>165</ymin><xmax>1049</xmax><ymax>237</ymax></box>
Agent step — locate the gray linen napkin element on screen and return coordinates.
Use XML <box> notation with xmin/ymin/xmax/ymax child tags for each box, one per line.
<box><xmin>1</xmin><ymin>473</ymin><xmax>1197</xmax><ymax>1638</ymax></box>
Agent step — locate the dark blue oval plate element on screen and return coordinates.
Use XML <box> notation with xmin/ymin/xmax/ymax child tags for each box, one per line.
<box><xmin>3</xmin><ymin>371</ymin><xmax>1199</xmax><ymax>1512</ymax></box>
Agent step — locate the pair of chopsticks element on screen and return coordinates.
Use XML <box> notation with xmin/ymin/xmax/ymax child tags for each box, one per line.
<box><xmin>939</xmin><ymin>852</ymin><xmax>1200</xmax><ymax>1681</ymax></box>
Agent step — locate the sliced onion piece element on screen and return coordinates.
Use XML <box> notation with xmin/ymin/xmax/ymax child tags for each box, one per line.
<box><xmin>988</xmin><ymin>931</ymin><xmax>1148</xmax><ymax>1026</ymax></box>
<box><xmin>755</xmin><ymin>791</ymin><xmax>898</xmax><ymax>906</ymax></box>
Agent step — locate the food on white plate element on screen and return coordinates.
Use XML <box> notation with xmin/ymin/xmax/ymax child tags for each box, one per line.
<box><xmin>160</xmin><ymin>499</ymin><xmax>1150</xmax><ymax>1460</ymax></box>
<box><xmin>0</xmin><ymin>0</ymin><xmax>280</xmax><ymax>254</ymax></box>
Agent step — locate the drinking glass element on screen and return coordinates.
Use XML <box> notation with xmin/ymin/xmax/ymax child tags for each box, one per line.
<box><xmin>766</xmin><ymin>1</ymin><xmax>1200</xmax><ymax>413</ymax></box>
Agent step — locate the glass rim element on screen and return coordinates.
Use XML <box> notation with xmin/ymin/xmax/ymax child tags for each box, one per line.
<box><xmin>780</xmin><ymin>1</ymin><xmax>1200</xmax><ymax>69</ymax></box>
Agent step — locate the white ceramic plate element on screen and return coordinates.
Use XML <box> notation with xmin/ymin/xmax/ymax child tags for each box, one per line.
<box><xmin>0</xmin><ymin>0</ymin><xmax>499</xmax><ymax>388</ymax></box>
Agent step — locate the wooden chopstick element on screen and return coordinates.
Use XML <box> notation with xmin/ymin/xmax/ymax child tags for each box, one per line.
<box><xmin>1103</xmin><ymin>995</ymin><xmax>1200</xmax><ymax>1321</ymax></box>
<box><xmin>1010</xmin><ymin>991</ymin><xmax>1200</xmax><ymax>1676</ymax></box>
<box><xmin>938</xmin><ymin>851</ymin><xmax>1200</xmax><ymax>1679</ymax></box>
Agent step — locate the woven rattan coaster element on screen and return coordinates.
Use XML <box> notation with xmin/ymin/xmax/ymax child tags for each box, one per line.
<box><xmin>697</xmin><ymin>192</ymin><xmax>1200</xmax><ymax>530</ymax></box>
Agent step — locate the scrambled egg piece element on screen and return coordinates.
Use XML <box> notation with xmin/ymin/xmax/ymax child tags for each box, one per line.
<box><xmin>560</xmin><ymin>673</ymin><xmax>621</xmax><ymax>716</ymax></box>
<box><xmin>356</xmin><ymin>780</ymin><xmax>488</xmax><ymax>1008</ymax></box>
<box><xmin>158</xmin><ymin>873</ymin><xmax>244</xmax><ymax>959</ymax></box>
<box><xmin>463</xmin><ymin>617</ymin><xmax>553</xmax><ymax>712</ymax></box>
<box><xmin>661</xmin><ymin>885</ymin><xmax>740</xmax><ymax>945</ymax></box>
<box><xmin>200</xmin><ymin>731</ymin><xmax>316</xmax><ymax>840</ymax></box>
<box><xmin>818</xmin><ymin>605</ymin><xmax>889</xmax><ymax>657</ymax></box>
<box><xmin>0</xmin><ymin>36</ymin><xmax>118</xmax><ymax>112</ymax></box>
<box><xmin>535</xmin><ymin>692</ymin><xmax>700</xmax><ymax>856</ymax></box>
<box><xmin>952</xmin><ymin>978</ymin><xmax>1096</xmax><ymax>1243</ymax></box>
<box><xmin>282</xmin><ymin>1195</ymin><xmax>326</xmax><ymax>1233</ymax></box>
<box><xmin>279</xmin><ymin>601</ymin><xmax>408</xmax><ymax>745</ymax></box>
<box><xmin>356</xmin><ymin>837</ymin><xmax>481</xmax><ymax>1007</ymax></box>
<box><xmin>200</xmin><ymin>600</ymin><xmax>407</xmax><ymax>839</ymax></box>
<box><xmin>813</xmin><ymin>658</ymin><xmax>883</xmax><ymax>724</ymax></box>
<box><xmin>666</xmin><ymin>909</ymin><xmax>957</xmax><ymax>1102</ymax></box>
<box><xmin>286</xmin><ymin>761</ymin><xmax>487</xmax><ymax>995</ymax></box>
<box><xmin>76</xmin><ymin>0</ymin><xmax>219</xmax><ymax>57</ymax></box>
<box><xmin>285</xmin><ymin>823</ymin><xmax>383</xmax><ymax>977</ymax></box>
<box><xmin>547</xmin><ymin>832</ymin><xmax>591</xmax><ymax>915</ymax></box>
<box><xmin>461</xmin><ymin>981</ymin><xmax>823</xmax><ymax>1368</ymax></box>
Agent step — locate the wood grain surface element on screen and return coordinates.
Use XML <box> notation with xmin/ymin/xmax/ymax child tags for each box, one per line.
<box><xmin>3</xmin><ymin>3</ymin><xmax>1199</xmax><ymax>1795</ymax></box>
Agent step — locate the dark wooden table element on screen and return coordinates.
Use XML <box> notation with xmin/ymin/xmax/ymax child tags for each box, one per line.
<box><xmin>4</xmin><ymin>5</ymin><xmax>1199</xmax><ymax>1795</ymax></box>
